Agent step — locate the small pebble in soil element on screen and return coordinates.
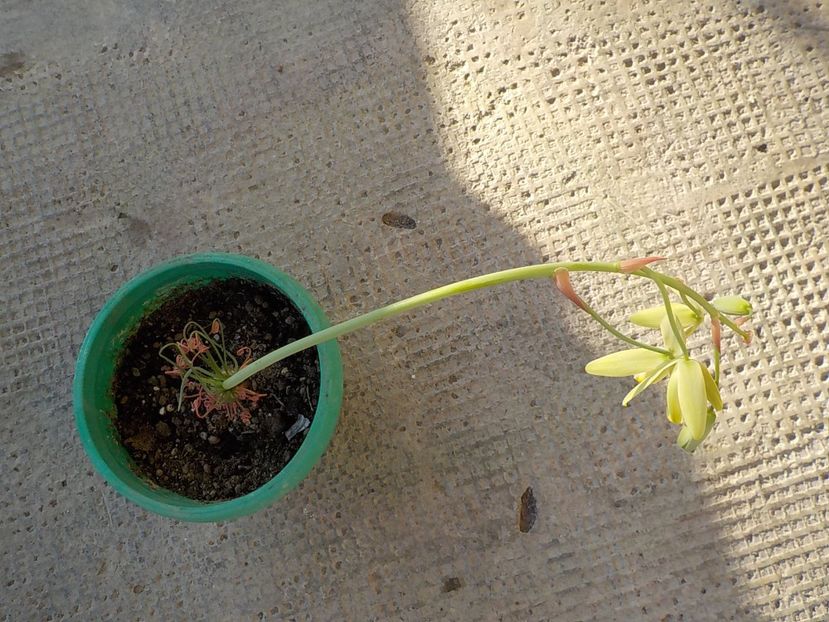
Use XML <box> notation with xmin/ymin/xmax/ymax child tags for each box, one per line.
<box><xmin>207</xmin><ymin>435</ymin><xmax>220</xmax><ymax>445</ymax></box>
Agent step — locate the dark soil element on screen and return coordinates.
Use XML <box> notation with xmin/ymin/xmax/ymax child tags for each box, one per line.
<box><xmin>112</xmin><ymin>278</ymin><xmax>319</xmax><ymax>501</ymax></box>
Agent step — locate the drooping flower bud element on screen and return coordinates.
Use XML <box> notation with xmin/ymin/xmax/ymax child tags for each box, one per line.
<box><xmin>554</xmin><ymin>269</ymin><xmax>588</xmax><ymax>311</ymax></box>
<box><xmin>712</xmin><ymin>295</ymin><xmax>752</xmax><ymax>316</ymax></box>
<box><xmin>629</xmin><ymin>303</ymin><xmax>700</xmax><ymax>330</ymax></box>
<box><xmin>619</xmin><ymin>256</ymin><xmax>665</xmax><ymax>273</ymax></box>
<box><xmin>585</xmin><ymin>348</ymin><xmax>669</xmax><ymax>377</ymax></box>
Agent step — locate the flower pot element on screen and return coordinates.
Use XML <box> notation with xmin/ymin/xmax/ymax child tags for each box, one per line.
<box><xmin>73</xmin><ymin>253</ymin><xmax>343</xmax><ymax>522</ymax></box>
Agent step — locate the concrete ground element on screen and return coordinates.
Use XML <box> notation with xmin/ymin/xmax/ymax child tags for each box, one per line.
<box><xmin>1</xmin><ymin>0</ymin><xmax>828</xmax><ymax>620</ymax></box>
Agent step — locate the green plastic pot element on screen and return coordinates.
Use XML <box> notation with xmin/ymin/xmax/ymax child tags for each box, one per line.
<box><xmin>73</xmin><ymin>253</ymin><xmax>343</xmax><ymax>522</ymax></box>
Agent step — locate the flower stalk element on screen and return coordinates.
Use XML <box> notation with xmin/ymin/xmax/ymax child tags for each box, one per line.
<box><xmin>223</xmin><ymin>261</ymin><xmax>627</xmax><ymax>388</ymax></box>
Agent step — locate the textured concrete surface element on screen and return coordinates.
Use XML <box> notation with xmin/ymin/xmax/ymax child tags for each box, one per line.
<box><xmin>1</xmin><ymin>0</ymin><xmax>828</xmax><ymax>620</ymax></box>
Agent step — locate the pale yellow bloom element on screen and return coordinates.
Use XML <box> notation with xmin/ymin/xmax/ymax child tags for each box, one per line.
<box><xmin>712</xmin><ymin>295</ymin><xmax>752</xmax><ymax>316</ymax></box>
<box><xmin>667</xmin><ymin>360</ymin><xmax>722</xmax><ymax>450</ymax></box>
<box><xmin>585</xmin><ymin>348</ymin><xmax>669</xmax><ymax>377</ymax></box>
<box><xmin>699</xmin><ymin>364</ymin><xmax>723</xmax><ymax>411</ymax></box>
<box><xmin>659</xmin><ymin>314</ymin><xmax>683</xmax><ymax>355</ymax></box>
<box><xmin>676</xmin><ymin>408</ymin><xmax>717</xmax><ymax>452</ymax></box>
<box><xmin>675</xmin><ymin>359</ymin><xmax>708</xmax><ymax>440</ymax></box>
<box><xmin>629</xmin><ymin>303</ymin><xmax>701</xmax><ymax>331</ymax></box>
<box><xmin>589</xmin><ymin>299</ymin><xmax>726</xmax><ymax>453</ymax></box>
<box><xmin>622</xmin><ymin>358</ymin><xmax>677</xmax><ymax>406</ymax></box>
<box><xmin>666</xmin><ymin>372</ymin><xmax>682</xmax><ymax>424</ymax></box>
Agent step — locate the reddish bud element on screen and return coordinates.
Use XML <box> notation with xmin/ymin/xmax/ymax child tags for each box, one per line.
<box><xmin>211</xmin><ymin>319</ymin><xmax>221</xmax><ymax>334</ymax></box>
<box><xmin>619</xmin><ymin>256</ymin><xmax>665</xmax><ymax>273</ymax></box>
<box><xmin>554</xmin><ymin>269</ymin><xmax>588</xmax><ymax>311</ymax></box>
<box><xmin>711</xmin><ymin>317</ymin><xmax>721</xmax><ymax>353</ymax></box>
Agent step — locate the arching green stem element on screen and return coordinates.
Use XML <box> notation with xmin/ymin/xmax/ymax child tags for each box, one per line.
<box><xmin>225</xmin><ymin>262</ymin><xmax>622</xmax><ymax>388</ymax></box>
<box><xmin>222</xmin><ymin>261</ymin><xmax>734</xmax><ymax>389</ymax></box>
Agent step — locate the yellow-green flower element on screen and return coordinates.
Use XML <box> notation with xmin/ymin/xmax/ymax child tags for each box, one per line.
<box><xmin>667</xmin><ymin>358</ymin><xmax>722</xmax><ymax>449</ymax></box>
<box><xmin>712</xmin><ymin>295</ymin><xmax>752</xmax><ymax>316</ymax></box>
<box><xmin>672</xmin><ymin>359</ymin><xmax>708</xmax><ymax>439</ymax></box>
<box><xmin>585</xmin><ymin>348</ymin><xmax>670</xmax><ymax>377</ymax></box>
<box><xmin>587</xmin><ymin>300</ymin><xmax>724</xmax><ymax>453</ymax></box>
<box><xmin>629</xmin><ymin>303</ymin><xmax>701</xmax><ymax>332</ymax></box>
<box><xmin>676</xmin><ymin>408</ymin><xmax>717</xmax><ymax>452</ymax></box>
